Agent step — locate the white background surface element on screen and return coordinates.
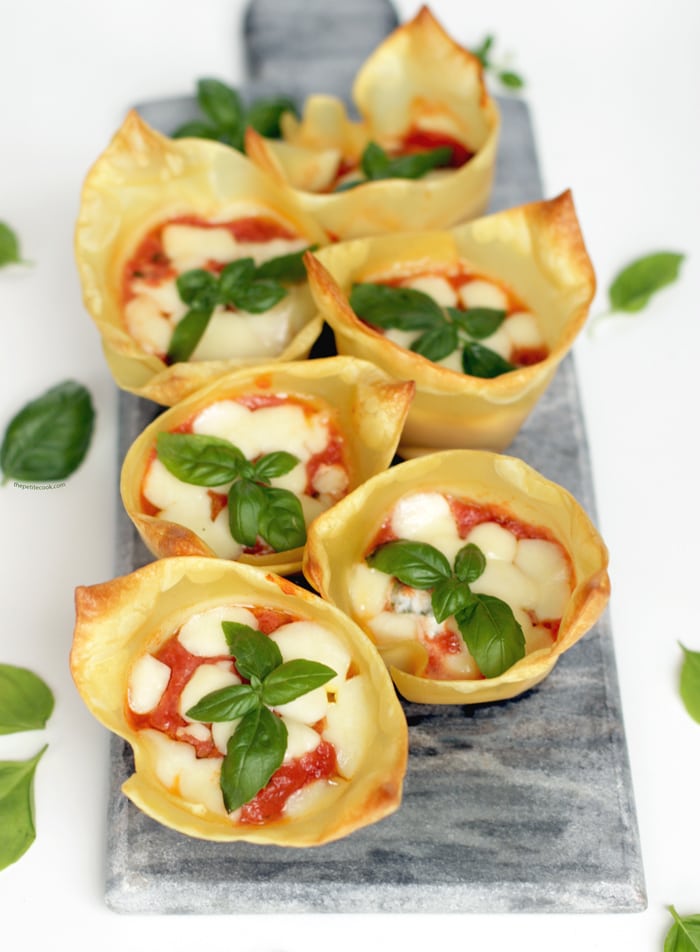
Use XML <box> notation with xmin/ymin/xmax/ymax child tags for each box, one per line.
<box><xmin>1</xmin><ymin>0</ymin><xmax>698</xmax><ymax>947</ymax></box>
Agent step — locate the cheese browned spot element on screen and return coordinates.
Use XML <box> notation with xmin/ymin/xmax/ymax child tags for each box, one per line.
<box><xmin>349</xmin><ymin>491</ymin><xmax>573</xmax><ymax>680</ymax></box>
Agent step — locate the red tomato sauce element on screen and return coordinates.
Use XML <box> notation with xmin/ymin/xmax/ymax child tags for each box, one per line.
<box><xmin>126</xmin><ymin>608</ymin><xmax>340</xmax><ymax>823</ymax></box>
<box><xmin>122</xmin><ymin>214</ymin><xmax>299</xmax><ymax>302</ymax></box>
<box><xmin>400</xmin><ymin>127</ymin><xmax>473</xmax><ymax>168</ymax></box>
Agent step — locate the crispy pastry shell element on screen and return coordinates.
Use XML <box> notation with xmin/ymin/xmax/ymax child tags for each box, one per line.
<box><xmin>121</xmin><ymin>356</ymin><xmax>415</xmax><ymax>575</ymax></box>
<box><xmin>305</xmin><ymin>190</ymin><xmax>596</xmax><ymax>455</ymax></box>
<box><xmin>75</xmin><ymin>110</ymin><xmax>329</xmax><ymax>405</ymax></box>
<box><xmin>70</xmin><ymin>557</ymin><xmax>408</xmax><ymax>846</ymax></box>
<box><xmin>303</xmin><ymin>450</ymin><xmax>610</xmax><ymax>705</ymax></box>
<box><xmin>245</xmin><ymin>6</ymin><xmax>499</xmax><ymax>239</ymax></box>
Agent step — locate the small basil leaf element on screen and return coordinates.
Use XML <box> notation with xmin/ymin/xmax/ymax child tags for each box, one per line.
<box><xmin>245</xmin><ymin>97</ymin><xmax>298</xmax><ymax>138</ymax></box>
<box><xmin>454</xmin><ymin>543</ymin><xmax>487</xmax><ymax>584</ymax></box>
<box><xmin>0</xmin><ymin>665</ymin><xmax>54</xmax><ymax>735</ymax></box>
<box><xmin>385</xmin><ymin>146</ymin><xmax>453</xmax><ymax>180</ymax></box>
<box><xmin>367</xmin><ymin>540</ymin><xmax>452</xmax><ymax>589</ymax></box>
<box><xmin>679</xmin><ymin>643</ymin><xmax>700</xmax><ymax>724</ymax></box>
<box><xmin>228</xmin><ymin>279</ymin><xmax>287</xmax><ymax>313</ymax></box>
<box><xmin>665</xmin><ymin>905</ymin><xmax>700</xmax><ymax>952</ymax></box>
<box><xmin>456</xmin><ymin>594</ymin><xmax>525</xmax><ymax>678</ymax></box>
<box><xmin>171</xmin><ymin>120</ymin><xmax>222</xmax><ymax>141</ymax></box>
<box><xmin>156</xmin><ymin>432</ymin><xmax>244</xmax><ymax>486</ymax></box>
<box><xmin>0</xmin><ymin>380</ymin><xmax>95</xmax><ymax>483</ymax></box>
<box><xmin>609</xmin><ymin>251</ymin><xmax>685</xmax><ymax>313</ymax></box>
<box><xmin>451</xmin><ymin>306</ymin><xmax>506</xmax><ymax>339</ymax></box>
<box><xmin>262</xmin><ymin>660</ymin><xmax>336</xmax><ymax>706</ymax></box>
<box><xmin>350</xmin><ymin>282</ymin><xmax>444</xmax><ymax>331</ymax></box>
<box><xmin>472</xmin><ymin>35</ymin><xmax>494</xmax><ymax>67</ymax></box>
<box><xmin>498</xmin><ymin>70</ymin><xmax>525</xmax><ymax>89</ymax></box>
<box><xmin>220</xmin><ymin>707</ymin><xmax>286</xmax><ymax>813</ymax></box>
<box><xmin>221</xmin><ymin>622</ymin><xmax>283</xmax><ymax>680</ymax></box>
<box><xmin>228</xmin><ymin>478</ymin><xmax>267</xmax><ymax>547</ymax></box>
<box><xmin>252</xmin><ymin>451</ymin><xmax>299</xmax><ymax>482</ymax></box>
<box><xmin>218</xmin><ymin>258</ymin><xmax>257</xmax><ymax>301</ymax></box>
<box><xmin>0</xmin><ymin>221</ymin><xmax>23</xmax><ymax>267</ymax></box>
<box><xmin>361</xmin><ymin>142</ymin><xmax>392</xmax><ymax>180</ymax></box>
<box><xmin>197</xmin><ymin>78</ymin><xmax>245</xmax><ymax>130</ymax></box>
<box><xmin>0</xmin><ymin>746</ymin><xmax>46</xmax><ymax>871</ymax></box>
<box><xmin>462</xmin><ymin>341</ymin><xmax>515</xmax><ymax>378</ymax></box>
<box><xmin>410</xmin><ymin>322</ymin><xmax>458</xmax><ymax>361</ymax></box>
<box><xmin>255</xmin><ymin>246</ymin><xmax>313</xmax><ymax>283</ymax></box>
<box><xmin>257</xmin><ymin>486</ymin><xmax>307</xmax><ymax>552</ymax></box>
<box><xmin>431</xmin><ymin>578</ymin><xmax>476</xmax><ymax>624</ymax></box>
<box><xmin>185</xmin><ymin>683</ymin><xmax>260</xmax><ymax>722</ymax></box>
<box><xmin>166</xmin><ymin>307</ymin><xmax>214</xmax><ymax>363</ymax></box>
<box><xmin>175</xmin><ymin>268</ymin><xmax>218</xmax><ymax>306</ymax></box>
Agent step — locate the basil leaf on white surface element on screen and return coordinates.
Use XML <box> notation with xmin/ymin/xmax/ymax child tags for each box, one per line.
<box><xmin>609</xmin><ymin>251</ymin><xmax>685</xmax><ymax>313</ymax></box>
<box><xmin>0</xmin><ymin>221</ymin><xmax>26</xmax><ymax>268</ymax></box>
<box><xmin>665</xmin><ymin>905</ymin><xmax>700</xmax><ymax>952</ymax></box>
<box><xmin>678</xmin><ymin>643</ymin><xmax>700</xmax><ymax>724</ymax></box>
<box><xmin>0</xmin><ymin>747</ymin><xmax>47</xmax><ymax>871</ymax></box>
<box><xmin>0</xmin><ymin>664</ymin><xmax>54</xmax><ymax>735</ymax></box>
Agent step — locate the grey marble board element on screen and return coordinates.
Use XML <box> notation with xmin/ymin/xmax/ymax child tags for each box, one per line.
<box><xmin>105</xmin><ymin>2</ymin><xmax>645</xmax><ymax>915</ymax></box>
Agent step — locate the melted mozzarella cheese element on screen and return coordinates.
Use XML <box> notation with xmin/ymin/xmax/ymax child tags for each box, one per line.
<box><xmin>141</xmin><ymin>729</ymin><xmax>226</xmax><ymax>816</ymax></box>
<box><xmin>178</xmin><ymin>662</ymin><xmax>240</xmax><ymax>722</ymax></box>
<box><xmin>324</xmin><ymin>675</ymin><xmax>372</xmax><ymax>779</ymax></box>
<box><xmin>390</xmin><ymin>491</ymin><xmax>464</xmax><ymax>564</ymax></box>
<box><xmin>178</xmin><ymin>605</ymin><xmax>257</xmax><ymax>656</ymax></box>
<box><xmin>404</xmin><ymin>275</ymin><xmax>457</xmax><ymax>307</ymax></box>
<box><xmin>128</xmin><ymin>654</ymin><xmax>171</xmax><ymax>714</ymax></box>
<box><xmin>458</xmin><ymin>278</ymin><xmax>508</xmax><ymax>311</ymax></box>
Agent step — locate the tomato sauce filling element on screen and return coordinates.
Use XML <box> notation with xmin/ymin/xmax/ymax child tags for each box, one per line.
<box><xmin>140</xmin><ymin>393</ymin><xmax>349</xmax><ymax>554</ymax></box>
<box><xmin>126</xmin><ymin>605</ymin><xmax>339</xmax><ymax>823</ymax></box>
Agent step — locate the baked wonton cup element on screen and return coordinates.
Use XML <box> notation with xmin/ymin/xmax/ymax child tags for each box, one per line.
<box><xmin>304</xmin><ymin>190</ymin><xmax>595</xmax><ymax>456</ymax></box>
<box><xmin>303</xmin><ymin>450</ymin><xmax>610</xmax><ymax>705</ymax></box>
<box><xmin>71</xmin><ymin>557</ymin><xmax>408</xmax><ymax>846</ymax></box>
<box><xmin>121</xmin><ymin>355</ymin><xmax>414</xmax><ymax>576</ymax></box>
<box><xmin>75</xmin><ymin>110</ymin><xmax>328</xmax><ymax>405</ymax></box>
<box><xmin>245</xmin><ymin>6</ymin><xmax>499</xmax><ymax>239</ymax></box>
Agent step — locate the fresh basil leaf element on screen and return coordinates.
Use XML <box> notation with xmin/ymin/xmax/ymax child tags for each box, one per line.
<box><xmin>166</xmin><ymin>307</ymin><xmax>214</xmax><ymax>363</ymax></box>
<box><xmin>176</xmin><ymin>268</ymin><xmax>218</xmax><ymax>306</ymax></box>
<box><xmin>257</xmin><ymin>486</ymin><xmax>307</xmax><ymax>551</ymax></box>
<box><xmin>665</xmin><ymin>906</ymin><xmax>700</xmax><ymax>952</ymax></box>
<box><xmin>361</xmin><ymin>142</ymin><xmax>392</xmax><ymax>180</ymax></box>
<box><xmin>385</xmin><ymin>146</ymin><xmax>453</xmax><ymax>180</ymax></box>
<box><xmin>171</xmin><ymin>120</ymin><xmax>222</xmax><ymax>141</ymax></box>
<box><xmin>679</xmin><ymin>643</ymin><xmax>700</xmax><ymax>724</ymax></box>
<box><xmin>431</xmin><ymin>578</ymin><xmax>476</xmax><ymax>624</ymax></box>
<box><xmin>228</xmin><ymin>279</ymin><xmax>287</xmax><ymax>314</ymax></box>
<box><xmin>0</xmin><ymin>746</ymin><xmax>46</xmax><ymax>871</ymax></box>
<box><xmin>410</xmin><ymin>322</ymin><xmax>458</xmax><ymax>361</ymax></box>
<box><xmin>185</xmin><ymin>683</ymin><xmax>260</xmax><ymax>722</ymax></box>
<box><xmin>222</xmin><ymin>622</ymin><xmax>283</xmax><ymax>680</ymax></box>
<box><xmin>245</xmin><ymin>96</ymin><xmax>298</xmax><ymax>138</ymax></box>
<box><xmin>609</xmin><ymin>251</ymin><xmax>685</xmax><ymax>313</ymax></box>
<box><xmin>255</xmin><ymin>246</ymin><xmax>313</xmax><ymax>283</ymax></box>
<box><xmin>472</xmin><ymin>35</ymin><xmax>494</xmax><ymax>67</ymax></box>
<box><xmin>220</xmin><ymin>706</ymin><xmax>286</xmax><ymax>813</ymax></box>
<box><xmin>0</xmin><ymin>665</ymin><xmax>54</xmax><ymax>735</ymax></box>
<box><xmin>156</xmin><ymin>432</ymin><xmax>244</xmax><ymax>486</ymax></box>
<box><xmin>367</xmin><ymin>540</ymin><xmax>452</xmax><ymax>589</ymax></box>
<box><xmin>454</xmin><ymin>543</ymin><xmax>487</xmax><ymax>584</ymax></box>
<box><xmin>197</xmin><ymin>78</ymin><xmax>244</xmax><ymax>131</ymax></box>
<box><xmin>252</xmin><ymin>451</ymin><xmax>299</xmax><ymax>482</ymax></box>
<box><xmin>451</xmin><ymin>306</ymin><xmax>506</xmax><ymax>339</ymax></box>
<box><xmin>350</xmin><ymin>282</ymin><xmax>444</xmax><ymax>331</ymax></box>
<box><xmin>462</xmin><ymin>341</ymin><xmax>515</xmax><ymax>378</ymax></box>
<box><xmin>262</xmin><ymin>660</ymin><xmax>336</xmax><ymax>706</ymax></box>
<box><xmin>218</xmin><ymin>258</ymin><xmax>257</xmax><ymax>301</ymax></box>
<box><xmin>0</xmin><ymin>380</ymin><xmax>94</xmax><ymax>483</ymax></box>
<box><xmin>0</xmin><ymin>221</ymin><xmax>23</xmax><ymax>267</ymax></box>
<box><xmin>456</xmin><ymin>593</ymin><xmax>525</xmax><ymax>678</ymax></box>
<box><xmin>228</xmin><ymin>478</ymin><xmax>267</xmax><ymax>547</ymax></box>
<box><xmin>498</xmin><ymin>70</ymin><xmax>525</xmax><ymax>89</ymax></box>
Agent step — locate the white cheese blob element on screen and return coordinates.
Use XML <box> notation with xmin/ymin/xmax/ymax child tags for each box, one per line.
<box><xmin>505</xmin><ymin>311</ymin><xmax>543</xmax><ymax>349</ymax></box>
<box><xmin>178</xmin><ymin>605</ymin><xmax>257</xmax><ymax>656</ymax></box>
<box><xmin>390</xmin><ymin>492</ymin><xmax>464</xmax><ymax>564</ymax></box>
<box><xmin>324</xmin><ymin>675</ymin><xmax>372</xmax><ymax>779</ymax></box>
<box><xmin>128</xmin><ymin>654</ymin><xmax>171</xmax><ymax>714</ymax></box>
<box><xmin>466</xmin><ymin>521</ymin><xmax>518</xmax><ymax>561</ymax></box>
<box><xmin>124</xmin><ymin>296</ymin><xmax>173</xmax><ymax>356</ymax></box>
<box><xmin>269</xmin><ymin>621</ymin><xmax>352</xmax><ymax>690</ymax></box>
<box><xmin>404</xmin><ymin>275</ymin><xmax>457</xmax><ymax>307</ymax></box>
<box><xmin>141</xmin><ymin>730</ymin><xmax>226</xmax><ymax>816</ymax></box>
<box><xmin>458</xmin><ymin>279</ymin><xmax>509</xmax><ymax>312</ymax></box>
<box><xmin>347</xmin><ymin>563</ymin><xmax>393</xmax><ymax>618</ymax></box>
<box><xmin>282</xmin><ymin>717</ymin><xmax>322</xmax><ymax>761</ymax></box>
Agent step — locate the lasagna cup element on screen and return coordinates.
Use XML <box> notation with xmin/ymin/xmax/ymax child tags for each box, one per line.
<box><xmin>75</xmin><ymin>110</ymin><xmax>328</xmax><ymax>405</ymax></box>
<box><xmin>304</xmin><ymin>190</ymin><xmax>595</xmax><ymax>456</ymax></box>
<box><xmin>71</xmin><ymin>557</ymin><xmax>408</xmax><ymax>846</ymax></box>
<box><xmin>303</xmin><ymin>450</ymin><xmax>610</xmax><ymax>705</ymax></box>
<box><xmin>245</xmin><ymin>6</ymin><xmax>499</xmax><ymax>239</ymax></box>
<box><xmin>121</xmin><ymin>355</ymin><xmax>414</xmax><ymax>576</ymax></box>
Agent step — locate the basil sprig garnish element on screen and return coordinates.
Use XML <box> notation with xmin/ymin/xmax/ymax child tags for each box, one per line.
<box><xmin>335</xmin><ymin>141</ymin><xmax>453</xmax><ymax>191</ymax></box>
<box><xmin>166</xmin><ymin>248</ymin><xmax>311</xmax><ymax>363</ymax></box>
<box><xmin>0</xmin><ymin>380</ymin><xmax>95</xmax><ymax>484</ymax></box>
<box><xmin>367</xmin><ymin>539</ymin><xmax>525</xmax><ymax>678</ymax></box>
<box><xmin>350</xmin><ymin>282</ymin><xmax>514</xmax><ymax>378</ymax></box>
<box><xmin>608</xmin><ymin>251</ymin><xmax>685</xmax><ymax>314</ymax></box>
<box><xmin>472</xmin><ymin>35</ymin><xmax>525</xmax><ymax>91</ymax></box>
<box><xmin>172</xmin><ymin>78</ymin><xmax>297</xmax><ymax>152</ymax></box>
<box><xmin>0</xmin><ymin>221</ymin><xmax>28</xmax><ymax>268</ymax></box>
<box><xmin>156</xmin><ymin>432</ymin><xmax>306</xmax><ymax>552</ymax></box>
<box><xmin>186</xmin><ymin>622</ymin><xmax>336</xmax><ymax>812</ymax></box>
